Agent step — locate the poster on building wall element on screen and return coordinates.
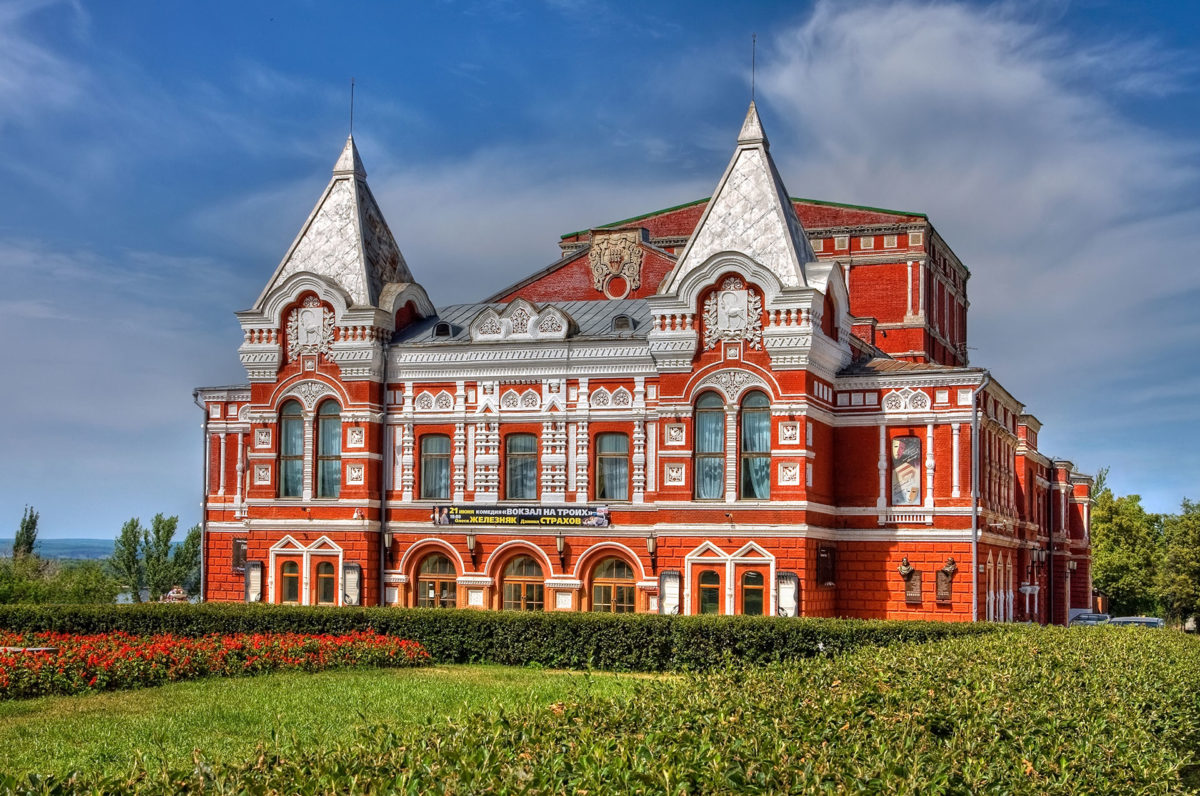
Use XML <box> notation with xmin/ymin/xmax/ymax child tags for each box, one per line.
<box><xmin>432</xmin><ymin>505</ymin><xmax>612</xmax><ymax>527</ymax></box>
<box><xmin>891</xmin><ymin>436</ymin><xmax>922</xmax><ymax>506</ymax></box>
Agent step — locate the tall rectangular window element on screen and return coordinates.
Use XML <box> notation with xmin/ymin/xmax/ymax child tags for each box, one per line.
<box><xmin>420</xmin><ymin>434</ymin><xmax>451</xmax><ymax>499</ymax></box>
<box><xmin>739</xmin><ymin>392</ymin><xmax>770</xmax><ymax>499</ymax></box>
<box><xmin>594</xmin><ymin>433</ymin><xmax>629</xmax><ymax>501</ymax></box>
<box><xmin>694</xmin><ymin>393</ymin><xmax>725</xmax><ymax>500</ymax></box>
<box><xmin>279</xmin><ymin>400</ymin><xmax>303</xmax><ymax>498</ymax></box>
<box><xmin>316</xmin><ymin>402</ymin><xmax>341</xmax><ymax>498</ymax></box>
<box><xmin>505</xmin><ymin>434</ymin><xmax>537</xmax><ymax>500</ymax></box>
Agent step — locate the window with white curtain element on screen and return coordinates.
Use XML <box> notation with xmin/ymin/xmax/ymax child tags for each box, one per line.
<box><xmin>279</xmin><ymin>400</ymin><xmax>304</xmax><ymax>498</ymax></box>
<box><xmin>505</xmin><ymin>433</ymin><xmax>537</xmax><ymax>500</ymax></box>
<box><xmin>694</xmin><ymin>392</ymin><xmax>725</xmax><ymax>500</ymax></box>
<box><xmin>420</xmin><ymin>434</ymin><xmax>451</xmax><ymax>499</ymax></box>
<box><xmin>739</xmin><ymin>391</ymin><xmax>770</xmax><ymax>499</ymax></box>
<box><xmin>594</xmin><ymin>432</ymin><xmax>629</xmax><ymax>501</ymax></box>
<box><xmin>316</xmin><ymin>401</ymin><xmax>341</xmax><ymax>498</ymax></box>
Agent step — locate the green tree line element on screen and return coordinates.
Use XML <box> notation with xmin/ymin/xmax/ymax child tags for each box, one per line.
<box><xmin>1091</xmin><ymin>468</ymin><xmax>1200</xmax><ymax>623</ymax></box>
<box><xmin>0</xmin><ymin>508</ymin><xmax>200</xmax><ymax>605</ymax></box>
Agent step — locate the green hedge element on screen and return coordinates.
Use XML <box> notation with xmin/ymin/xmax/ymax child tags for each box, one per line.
<box><xmin>0</xmin><ymin>603</ymin><xmax>996</xmax><ymax>671</ymax></box>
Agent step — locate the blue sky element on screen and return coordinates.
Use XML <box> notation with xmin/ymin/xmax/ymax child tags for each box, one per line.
<box><xmin>2</xmin><ymin>0</ymin><xmax>1197</xmax><ymax>539</ymax></box>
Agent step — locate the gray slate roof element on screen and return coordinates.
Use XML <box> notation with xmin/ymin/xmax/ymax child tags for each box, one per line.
<box><xmin>393</xmin><ymin>299</ymin><xmax>652</xmax><ymax>345</ymax></box>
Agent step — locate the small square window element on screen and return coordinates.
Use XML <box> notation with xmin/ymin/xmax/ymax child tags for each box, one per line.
<box><xmin>805</xmin><ymin>462</ymin><xmax>813</xmax><ymax>487</ymax></box>
<box><xmin>957</xmin><ymin>389</ymin><xmax>973</xmax><ymax>406</ymax></box>
<box><xmin>910</xmin><ymin>231</ymin><xmax>924</xmax><ymax>246</ymax></box>
<box><xmin>834</xmin><ymin>236</ymin><xmax>849</xmax><ymax>251</ymax></box>
<box><xmin>884</xmin><ymin>235</ymin><xmax>897</xmax><ymax>248</ymax></box>
<box><xmin>859</xmin><ymin>236</ymin><xmax>874</xmax><ymax>250</ymax></box>
<box><xmin>208</xmin><ymin>404</ymin><xmax>221</xmax><ymax>419</ymax></box>
<box><xmin>935</xmin><ymin>389</ymin><xmax>949</xmax><ymax>404</ymax></box>
<box><xmin>812</xmin><ymin>238</ymin><xmax>825</xmax><ymax>252</ymax></box>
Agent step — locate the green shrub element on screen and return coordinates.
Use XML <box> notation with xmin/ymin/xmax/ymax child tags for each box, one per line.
<box><xmin>9</xmin><ymin>628</ymin><xmax>1198</xmax><ymax>794</ymax></box>
<box><xmin>0</xmin><ymin>603</ymin><xmax>995</xmax><ymax>671</ymax></box>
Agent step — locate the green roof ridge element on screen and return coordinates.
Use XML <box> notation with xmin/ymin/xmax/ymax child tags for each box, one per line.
<box><xmin>562</xmin><ymin>196</ymin><xmax>927</xmax><ymax>240</ymax></box>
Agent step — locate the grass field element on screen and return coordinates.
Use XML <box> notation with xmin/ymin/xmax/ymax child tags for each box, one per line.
<box><xmin>0</xmin><ymin>664</ymin><xmax>638</xmax><ymax>779</ymax></box>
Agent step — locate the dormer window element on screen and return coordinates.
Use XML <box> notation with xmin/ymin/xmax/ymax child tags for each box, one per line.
<box><xmin>433</xmin><ymin>322</ymin><xmax>452</xmax><ymax>338</ymax></box>
<box><xmin>611</xmin><ymin>314</ymin><xmax>633</xmax><ymax>333</ymax></box>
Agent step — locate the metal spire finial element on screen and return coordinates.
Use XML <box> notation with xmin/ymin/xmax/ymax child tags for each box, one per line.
<box><xmin>349</xmin><ymin>78</ymin><xmax>355</xmax><ymax>135</ymax></box>
<box><xmin>751</xmin><ymin>34</ymin><xmax>756</xmax><ymax>101</ymax></box>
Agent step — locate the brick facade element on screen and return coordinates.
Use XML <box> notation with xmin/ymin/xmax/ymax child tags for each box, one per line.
<box><xmin>196</xmin><ymin>103</ymin><xmax>1092</xmax><ymax>623</ymax></box>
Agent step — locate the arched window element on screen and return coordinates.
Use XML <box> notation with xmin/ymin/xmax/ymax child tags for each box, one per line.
<box><xmin>591</xmin><ymin>556</ymin><xmax>635</xmax><ymax>613</ymax></box>
<box><xmin>281</xmin><ymin>561</ymin><xmax>300</xmax><ymax>604</ymax></box>
<box><xmin>315</xmin><ymin>561</ymin><xmax>336</xmax><ymax>605</ymax></box>
<box><xmin>420</xmin><ymin>435</ymin><xmax>451</xmax><ymax>500</ymax></box>
<box><xmin>698</xmin><ymin>570</ymin><xmax>721</xmax><ymax>615</ymax></box>
<box><xmin>279</xmin><ymin>400</ymin><xmax>304</xmax><ymax>498</ymax></box>
<box><xmin>502</xmin><ymin>555</ymin><xmax>544</xmax><ymax>611</ymax></box>
<box><xmin>594</xmin><ymin>433</ymin><xmax>629</xmax><ymax>501</ymax></box>
<box><xmin>505</xmin><ymin>434</ymin><xmax>537</xmax><ymax>500</ymax></box>
<box><xmin>741</xmin><ymin>571</ymin><xmax>764</xmax><ymax>616</ymax></box>
<box><xmin>416</xmin><ymin>553</ymin><xmax>457</xmax><ymax>608</ymax></box>
<box><xmin>739</xmin><ymin>392</ymin><xmax>770</xmax><ymax>499</ymax></box>
<box><xmin>694</xmin><ymin>392</ymin><xmax>725</xmax><ymax>500</ymax></box>
<box><xmin>316</xmin><ymin>401</ymin><xmax>341</xmax><ymax>498</ymax></box>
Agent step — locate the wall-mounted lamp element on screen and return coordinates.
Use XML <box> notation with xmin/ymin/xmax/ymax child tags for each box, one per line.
<box><xmin>383</xmin><ymin>530</ymin><xmax>393</xmax><ymax>552</ymax></box>
<box><xmin>646</xmin><ymin>532</ymin><xmax>657</xmax><ymax>574</ymax></box>
<box><xmin>466</xmin><ymin>532</ymin><xmax>477</xmax><ymax>568</ymax></box>
<box><xmin>556</xmin><ymin>531</ymin><xmax>567</xmax><ymax>570</ymax></box>
<box><xmin>1067</xmin><ymin>560</ymin><xmax>1077</xmax><ymax>572</ymax></box>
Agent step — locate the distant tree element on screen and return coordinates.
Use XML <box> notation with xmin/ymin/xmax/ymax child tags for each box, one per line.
<box><xmin>110</xmin><ymin>518</ymin><xmax>145</xmax><ymax>602</ymax></box>
<box><xmin>1090</xmin><ymin>468</ymin><xmax>1163</xmax><ymax>616</ymax></box>
<box><xmin>170</xmin><ymin>524</ymin><xmax>202</xmax><ymax>596</ymax></box>
<box><xmin>142</xmin><ymin>514</ymin><xmax>179</xmax><ymax>601</ymax></box>
<box><xmin>1158</xmin><ymin>499</ymin><xmax>1200</xmax><ymax>623</ymax></box>
<box><xmin>0</xmin><ymin>556</ymin><xmax>51</xmax><ymax>604</ymax></box>
<box><xmin>13</xmin><ymin>506</ymin><xmax>39</xmax><ymax>559</ymax></box>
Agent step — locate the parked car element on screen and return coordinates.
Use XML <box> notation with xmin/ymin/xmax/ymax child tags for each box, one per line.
<box><xmin>1069</xmin><ymin>613</ymin><xmax>1110</xmax><ymax>626</ymax></box>
<box><xmin>1108</xmin><ymin>616</ymin><xmax>1166</xmax><ymax>629</ymax></box>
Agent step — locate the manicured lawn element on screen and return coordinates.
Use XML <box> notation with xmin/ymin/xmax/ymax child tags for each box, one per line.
<box><xmin>0</xmin><ymin>664</ymin><xmax>637</xmax><ymax>779</ymax></box>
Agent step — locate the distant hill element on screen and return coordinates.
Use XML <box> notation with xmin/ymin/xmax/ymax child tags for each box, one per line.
<box><xmin>0</xmin><ymin>538</ymin><xmax>113</xmax><ymax>560</ymax></box>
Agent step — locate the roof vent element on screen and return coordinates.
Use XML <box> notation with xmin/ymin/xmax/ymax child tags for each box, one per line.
<box><xmin>433</xmin><ymin>321</ymin><xmax>452</xmax><ymax>338</ymax></box>
<box><xmin>611</xmin><ymin>314</ymin><xmax>633</xmax><ymax>333</ymax></box>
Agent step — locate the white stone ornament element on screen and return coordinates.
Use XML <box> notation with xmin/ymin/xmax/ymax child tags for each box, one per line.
<box><xmin>664</xmin><ymin>464</ymin><xmax>686</xmax><ymax>485</ymax></box>
<box><xmin>255</xmin><ymin>429</ymin><xmax>272</xmax><ymax>448</ymax></box>
<box><xmin>347</xmin><ymin>427</ymin><xmax>365</xmax><ymax>448</ymax></box>
<box><xmin>664</xmin><ymin>424</ymin><xmax>686</xmax><ymax>445</ymax></box>
<box><xmin>347</xmin><ymin>464</ymin><xmax>365</xmax><ymax>485</ymax></box>
<box><xmin>703</xmin><ymin>278</ymin><xmax>763</xmax><ymax>350</ymax></box>
<box><xmin>588</xmin><ymin>229</ymin><xmax>644</xmax><ymax>299</ymax></box>
<box><xmin>286</xmin><ymin>297</ymin><xmax>335</xmax><ymax>361</ymax></box>
<box><xmin>779</xmin><ymin>462</ymin><xmax>801</xmax><ymax>486</ymax></box>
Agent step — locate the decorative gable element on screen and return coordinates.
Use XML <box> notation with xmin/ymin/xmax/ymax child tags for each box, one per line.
<box><xmin>468</xmin><ymin>300</ymin><xmax>574</xmax><ymax>342</ymax></box>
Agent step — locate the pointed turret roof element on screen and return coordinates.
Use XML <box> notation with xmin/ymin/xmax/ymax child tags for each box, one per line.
<box><xmin>662</xmin><ymin>102</ymin><xmax>815</xmax><ymax>293</ymax></box>
<box><xmin>254</xmin><ymin>135</ymin><xmax>414</xmax><ymax>310</ymax></box>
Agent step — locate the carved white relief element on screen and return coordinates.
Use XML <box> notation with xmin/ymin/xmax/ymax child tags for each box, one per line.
<box><xmin>509</xmin><ymin>308</ymin><xmax>531</xmax><ymax>334</ymax></box>
<box><xmin>347</xmin><ymin>427</ymin><xmax>365</xmax><ymax>448</ymax></box>
<box><xmin>697</xmin><ymin>368</ymin><xmax>769</xmax><ymax>401</ymax></box>
<box><xmin>255</xmin><ymin>428</ymin><xmax>272</xmax><ymax>448</ymax></box>
<box><xmin>591</xmin><ymin>388</ymin><xmax>612</xmax><ymax>408</ymax></box>
<box><xmin>254</xmin><ymin>465</ymin><xmax>271</xmax><ymax>485</ymax></box>
<box><xmin>664</xmin><ymin>423</ymin><xmax>686</xmax><ymax>445</ymax></box>
<box><xmin>501</xmin><ymin>390</ymin><xmax>520</xmax><ymax>409</ymax></box>
<box><xmin>538</xmin><ymin>313</ymin><xmax>564</xmax><ymax>333</ymax></box>
<box><xmin>291</xmin><ymin>380</ymin><xmax>333</xmax><ymax>409</ymax></box>
<box><xmin>664</xmin><ymin>464</ymin><xmax>686</xmax><ymax>485</ymax></box>
<box><xmin>883</xmin><ymin>388</ymin><xmax>932</xmax><ymax>413</ymax></box>
<box><xmin>779</xmin><ymin>462</ymin><xmax>801</xmax><ymax>486</ymax></box>
<box><xmin>347</xmin><ymin>464</ymin><xmax>365</xmax><ymax>485</ymax></box>
<box><xmin>588</xmin><ymin>229</ymin><xmax>644</xmax><ymax>299</ymax></box>
<box><xmin>520</xmin><ymin>390</ymin><xmax>540</xmax><ymax>408</ymax></box>
<box><xmin>435</xmin><ymin>391</ymin><xmax>454</xmax><ymax>410</ymax></box>
<box><xmin>612</xmin><ymin>387</ymin><xmax>632</xmax><ymax>407</ymax></box>
<box><xmin>702</xmin><ymin>277</ymin><xmax>763</xmax><ymax>350</ymax></box>
<box><xmin>779</xmin><ymin>422</ymin><xmax>800</xmax><ymax>445</ymax></box>
<box><xmin>416</xmin><ymin>392</ymin><xmax>435</xmax><ymax>410</ymax></box>
<box><xmin>477</xmin><ymin>315</ymin><xmax>502</xmax><ymax>336</ymax></box>
<box><xmin>286</xmin><ymin>297</ymin><xmax>335</xmax><ymax>360</ymax></box>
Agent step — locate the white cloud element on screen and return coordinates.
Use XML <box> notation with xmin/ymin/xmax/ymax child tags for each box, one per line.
<box><xmin>756</xmin><ymin>0</ymin><xmax>1200</xmax><ymax>511</ymax></box>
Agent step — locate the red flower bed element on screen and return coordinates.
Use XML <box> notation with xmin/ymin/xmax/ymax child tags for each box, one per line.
<box><xmin>0</xmin><ymin>630</ymin><xmax>429</xmax><ymax>699</ymax></box>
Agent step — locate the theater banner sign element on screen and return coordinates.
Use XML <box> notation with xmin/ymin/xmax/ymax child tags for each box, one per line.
<box><xmin>432</xmin><ymin>505</ymin><xmax>612</xmax><ymax>527</ymax></box>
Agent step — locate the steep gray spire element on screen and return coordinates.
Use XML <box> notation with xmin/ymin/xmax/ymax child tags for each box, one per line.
<box><xmin>662</xmin><ymin>102</ymin><xmax>815</xmax><ymax>293</ymax></box>
<box><xmin>254</xmin><ymin>136</ymin><xmax>413</xmax><ymax>310</ymax></box>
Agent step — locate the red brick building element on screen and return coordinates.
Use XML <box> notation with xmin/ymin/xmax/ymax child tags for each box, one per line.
<box><xmin>196</xmin><ymin>104</ymin><xmax>1092</xmax><ymax>624</ymax></box>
